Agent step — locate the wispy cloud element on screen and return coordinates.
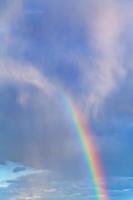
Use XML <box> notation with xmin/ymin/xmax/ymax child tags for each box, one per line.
<box><xmin>0</xmin><ymin>60</ymin><xmax>55</xmax><ymax>96</ymax></box>
<box><xmin>0</xmin><ymin>0</ymin><xmax>23</xmax><ymax>56</ymax></box>
<box><xmin>82</xmin><ymin>1</ymin><xmax>133</xmax><ymax>116</ymax></box>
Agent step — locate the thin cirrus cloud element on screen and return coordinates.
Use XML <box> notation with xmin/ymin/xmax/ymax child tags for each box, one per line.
<box><xmin>0</xmin><ymin>60</ymin><xmax>55</xmax><ymax>96</ymax></box>
<box><xmin>0</xmin><ymin>0</ymin><xmax>23</xmax><ymax>56</ymax></box>
<box><xmin>80</xmin><ymin>1</ymin><xmax>133</xmax><ymax>116</ymax></box>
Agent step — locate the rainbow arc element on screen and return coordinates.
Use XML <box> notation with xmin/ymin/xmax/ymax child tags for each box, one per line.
<box><xmin>63</xmin><ymin>95</ymin><xmax>109</xmax><ymax>200</ymax></box>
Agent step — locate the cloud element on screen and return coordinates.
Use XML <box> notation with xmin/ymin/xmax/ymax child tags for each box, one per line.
<box><xmin>0</xmin><ymin>60</ymin><xmax>55</xmax><ymax>96</ymax></box>
<box><xmin>0</xmin><ymin>161</ymin><xmax>43</xmax><ymax>189</ymax></box>
<box><xmin>80</xmin><ymin>1</ymin><xmax>132</xmax><ymax>116</ymax></box>
<box><xmin>13</xmin><ymin>166</ymin><xmax>26</xmax><ymax>173</ymax></box>
<box><xmin>0</xmin><ymin>0</ymin><xmax>23</xmax><ymax>56</ymax></box>
<box><xmin>17</xmin><ymin>91</ymin><xmax>31</xmax><ymax>106</ymax></box>
<box><xmin>0</xmin><ymin>0</ymin><xmax>130</xmax><ymax>116</ymax></box>
<box><xmin>0</xmin><ymin>172</ymin><xmax>95</xmax><ymax>200</ymax></box>
<box><xmin>18</xmin><ymin>0</ymin><xmax>133</xmax><ymax>119</ymax></box>
<box><xmin>38</xmin><ymin>0</ymin><xmax>132</xmax><ymax>118</ymax></box>
<box><xmin>1</xmin><ymin>173</ymin><xmax>133</xmax><ymax>200</ymax></box>
<box><xmin>0</xmin><ymin>0</ymin><xmax>133</xmax><ymax>118</ymax></box>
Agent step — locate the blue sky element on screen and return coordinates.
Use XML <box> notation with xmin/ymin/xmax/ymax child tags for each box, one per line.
<box><xmin>0</xmin><ymin>0</ymin><xmax>133</xmax><ymax>199</ymax></box>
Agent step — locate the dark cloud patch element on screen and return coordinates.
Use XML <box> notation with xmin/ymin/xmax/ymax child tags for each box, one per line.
<box><xmin>13</xmin><ymin>166</ymin><xmax>26</xmax><ymax>173</ymax></box>
<box><xmin>0</xmin><ymin>161</ymin><xmax>6</xmax><ymax>165</ymax></box>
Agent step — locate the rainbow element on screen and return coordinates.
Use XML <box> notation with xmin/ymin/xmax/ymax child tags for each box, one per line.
<box><xmin>63</xmin><ymin>95</ymin><xmax>109</xmax><ymax>200</ymax></box>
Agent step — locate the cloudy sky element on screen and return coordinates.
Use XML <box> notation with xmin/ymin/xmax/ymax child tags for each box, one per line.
<box><xmin>0</xmin><ymin>0</ymin><xmax>133</xmax><ymax>199</ymax></box>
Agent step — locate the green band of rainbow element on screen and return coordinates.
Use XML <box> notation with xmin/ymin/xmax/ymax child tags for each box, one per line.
<box><xmin>63</xmin><ymin>95</ymin><xmax>109</xmax><ymax>200</ymax></box>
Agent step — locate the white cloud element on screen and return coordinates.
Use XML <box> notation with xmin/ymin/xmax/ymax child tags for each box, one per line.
<box><xmin>89</xmin><ymin>3</ymin><xmax>124</xmax><ymax>112</ymax></box>
<box><xmin>0</xmin><ymin>60</ymin><xmax>55</xmax><ymax>96</ymax></box>
<box><xmin>0</xmin><ymin>161</ymin><xmax>44</xmax><ymax>189</ymax></box>
<box><xmin>0</xmin><ymin>0</ymin><xmax>23</xmax><ymax>56</ymax></box>
<box><xmin>79</xmin><ymin>1</ymin><xmax>133</xmax><ymax>116</ymax></box>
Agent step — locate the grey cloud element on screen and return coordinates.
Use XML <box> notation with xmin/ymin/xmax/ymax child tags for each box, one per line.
<box><xmin>13</xmin><ymin>166</ymin><xmax>26</xmax><ymax>173</ymax></box>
